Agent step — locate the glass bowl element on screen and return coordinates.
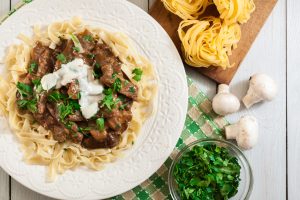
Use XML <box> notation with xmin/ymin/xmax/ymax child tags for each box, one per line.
<box><xmin>168</xmin><ymin>138</ymin><xmax>253</xmax><ymax>200</ymax></box>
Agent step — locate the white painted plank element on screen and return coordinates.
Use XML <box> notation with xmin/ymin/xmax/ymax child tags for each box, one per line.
<box><xmin>287</xmin><ymin>1</ymin><xmax>300</xmax><ymax>199</ymax></box>
<box><xmin>0</xmin><ymin>1</ymin><xmax>12</xmax><ymax>200</ymax></box>
<box><xmin>11</xmin><ymin>0</ymin><xmax>19</xmax><ymax>7</ymax></box>
<box><xmin>0</xmin><ymin>168</ymin><xmax>9</xmax><ymax>200</ymax></box>
<box><xmin>0</xmin><ymin>0</ymin><xmax>10</xmax><ymax>16</ymax></box>
<box><xmin>225</xmin><ymin>0</ymin><xmax>287</xmax><ymax>199</ymax></box>
<box><xmin>128</xmin><ymin>0</ymin><xmax>148</xmax><ymax>11</ymax></box>
<box><xmin>11</xmin><ymin>179</ymin><xmax>55</xmax><ymax>200</ymax></box>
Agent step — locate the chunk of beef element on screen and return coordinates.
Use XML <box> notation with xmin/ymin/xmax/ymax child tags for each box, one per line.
<box><xmin>51</xmin><ymin>125</ymin><xmax>68</xmax><ymax>142</ymax></box>
<box><xmin>70</xmin><ymin>122</ymin><xmax>79</xmax><ymax>132</ymax></box>
<box><xmin>90</xmin><ymin>129</ymin><xmax>108</xmax><ymax>142</ymax></box>
<box><xmin>120</xmin><ymin>80</ymin><xmax>138</xmax><ymax>100</ymax></box>
<box><xmin>82</xmin><ymin>132</ymin><xmax>120</xmax><ymax>149</ymax></box>
<box><xmin>22</xmin><ymin>74</ymin><xmax>33</xmax><ymax>85</ymax></box>
<box><xmin>106</xmin><ymin>132</ymin><xmax>121</xmax><ymax>147</ymax></box>
<box><xmin>67</xmin><ymin>80</ymin><xmax>80</xmax><ymax>99</ymax></box>
<box><xmin>33</xmin><ymin>112</ymin><xmax>56</xmax><ymax>129</ymax></box>
<box><xmin>54</xmin><ymin>40</ymin><xmax>74</xmax><ymax>71</ymax></box>
<box><xmin>37</xmin><ymin>93</ymin><xmax>47</xmax><ymax>114</ymax></box>
<box><xmin>62</xmin><ymin>40</ymin><xmax>75</xmax><ymax>59</ymax></box>
<box><xmin>93</xmin><ymin>43</ymin><xmax>122</xmax><ymax>72</ymax></box>
<box><xmin>32</xmin><ymin>42</ymin><xmax>54</xmax><ymax>77</ymax></box>
<box><xmin>70</xmin><ymin>132</ymin><xmax>83</xmax><ymax>144</ymax></box>
<box><xmin>106</xmin><ymin>110</ymin><xmax>132</xmax><ymax>131</ymax></box>
<box><xmin>46</xmin><ymin>103</ymin><xmax>59</xmax><ymax>121</ymax></box>
<box><xmin>77</xmin><ymin>30</ymin><xmax>96</xmax><ymax>53</ymax></box>
<box><xmin>94</xmin><ymin>45</ymin><xmax>121</xmax><ymax>83</ymax></box>
<box><xmin>94</xmin><ymin>43</ymin><xmax>138</xmax><ymax>100</ymax></box>
<box><xmin>68</xmin><ymin>111</ymin><xmax>84</xmax><ymax>122</ymax></box>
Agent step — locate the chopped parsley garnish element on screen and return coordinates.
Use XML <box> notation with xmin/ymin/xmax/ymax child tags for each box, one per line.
<box><xmin>93</xmin><ymin>70</ymin><xmax>101</xmax><ymax>79</ymax></box>
<box><xmin>78</xmin><ymin>126</ymin><xmax>91</xmax><ymax>133</ymax></box>
<box><xmin>88</xmin><ymin>53</ymin><xmax>95</xmax><ymax>59</ymax></box>
<box><xmin>83</xmin><ymin>35</ymin><xmax>93</xmax><ymax>42</ymax></box>
<box><xmin>117</xmin><ymin>94</ymin><xmax>126</xmax><ymax>102</ymax></box>
<box><xmin>48</xmin><ymin>91</ymin><xmax>67</xmax><ymax>102</ymax></box>
<box><xmin>70</xmin><ymin>33</ymin><xmax>83</xmax><ymax>53</ymax></box>
<box><xmin>96</xmin><ymin>118</ymin><xmax>105</xmax><ymax>131</ymax></box>
<box><xmin>124</xmin><ymin>80</ymin><xmax>129</xmax><ymax>86</ymax></box>
<box><xmin>95</xmin><ymin>63</ymin><xmax>101</xmax><ymax>69</ymax></box>
<box><xmin>101</xmin><ymin>94</ymin><xmax>115</xmax><ymax>110</ymax></box>
<box><xmin>17</xmin><ymin>82</ymin><xmax>33</xmax><ymax>98</ymax></box>
<box><xmin>29</xmin><ymin>62</ymin><xmax>38</xmax><ymax>74</ymax></box>
<box><xmin>119</xmin><ymin>103</ymin><xmax>127</xmax><ymax>111</ymax></box>
<box><xmin>17</xmin><ymin>99</ymin><xmax>37</xmax><ymax>113</ymax></box>
<box><xmin>101</xmin><ymin>88</ymin><xmax>119</xmax><ymax>110</ymax></box>
<box><xmin>56</xmin><ymin>53</ymin><xmax>67</xmax><ymax>64</ymax></box>
<box><xmin>129</xmin><ymin>86</ymin><xmax>136</xmax><ymax>93</ymax></box>
<box><xmin>77</xmin><ymin>92</ymin><xmax>81</xmax><ymax>99</ymax></box>
<box><xmin>32</xmin><ymin>79</ymin><xmax>40</xmax><ymax>86</ymax></box>
<box><xmin>73</xmin><ymin>46</ymin><xmax>80</xmax><ymax>52</ymax></box>
<box><xmin>104</xmin><ymin>88</ymin><xmax>113</xmax><ymax>95</ymax></box>
<box><xmin>69</xmin><ymin>99</ymin><xmax>80</xmax><ymax>111</ymax></box>
<box><xmin>174</xmin><ymin>144</ymin><xmax>241</xmax><ymax>200</ymax></box>
<box><xmin>132</xmin><ymin>68</ymin><xmax>143</xmax><ymax>81</ymax></box>
<box><xmin>112</xmin><ymin>72</ymin><xmax>117</xmax><ymax>79</ymax></box>
<box><xmin>58</xmin><ymin>103</ymin><xmax>73</xmax><ymax>120</ymax></box>
<box><xmin>32</xmin><ymin>78</ymin><xmax>43</xmax><ymax>93</ymax></box>
<box><xmin>113</xmin><ymin>78</ymin><xmax>122</xmax><ymax>92</ymax></box>
<box><xmin>93</xmin><ymin>63</ymin><xmax>102</xmax><ymax>79</ymax></box>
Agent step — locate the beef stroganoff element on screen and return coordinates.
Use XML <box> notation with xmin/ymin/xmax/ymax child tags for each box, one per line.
<box><xmin>0</xmin><ymin>17</ymin><xmax>156</xmax><ymax>181</ymax></box>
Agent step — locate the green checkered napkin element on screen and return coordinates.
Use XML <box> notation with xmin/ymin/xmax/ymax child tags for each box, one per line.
<box><xmin>112</xmin><ymin>77</ymin><xmax>229</xmax><ymax>200</ymax></box>
<box><xmin>0</xmin><ymin>2</ymin><xmax>229</xmax><ymax>199</ymax></box>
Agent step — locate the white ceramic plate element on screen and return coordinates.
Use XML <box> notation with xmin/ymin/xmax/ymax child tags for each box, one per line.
<box><xmin>0</xmin><ymin>0</ymin><xmax>188</xmax><ymax>199</ymax></box>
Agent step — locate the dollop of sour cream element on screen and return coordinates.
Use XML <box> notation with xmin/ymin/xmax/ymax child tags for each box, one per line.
<box><xmin>41</xmin><ymin>58</ymin><xmax>104</xmax><ymax>119</ymax></box>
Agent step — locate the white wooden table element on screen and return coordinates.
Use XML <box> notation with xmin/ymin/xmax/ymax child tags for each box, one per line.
<box><xmin>0</xmin><ymin>0</ymin><xmax>297</xmax><ymax>199</ymax></box>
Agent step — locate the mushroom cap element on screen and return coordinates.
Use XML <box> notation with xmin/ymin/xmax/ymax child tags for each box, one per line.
<box><xmin>236</xmin><ymin>116</ymin><xmax>258</xmax><ymax>150</ymax></box>
<box><xmin>212</xmin><ymin>92</ymin><xmax>240</xmax><ymax>116</ymax></box>
<box><xmin>249</xmin><ymin>73</ymin><xmax>277</xmax><ymax>101</ymax></box>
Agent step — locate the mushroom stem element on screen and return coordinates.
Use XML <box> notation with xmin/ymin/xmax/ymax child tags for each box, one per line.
<box><xmin>212</xmin><ymin>84</ymin><xmax>240</xmax><ymax>116</ymax></box>
<box><xmin>225</xmin><ymin>115</ymin><xmax>259</xmax><ymax>150</ymax></box>
<box><xmin>218</xmin><ymin>84</ymin><xmax>230</xmax><ymax>93</ymax></box>
<box><xmin>243</xmin><ymin>87</ymin><xmax>262</xmax><ymax>108</ymax></box>
<box><xmin>242</xmin><ymin>73</ymin><xmax>277</xmax><ymax>108</ymax></box>
<box><xmin>225</xmin><ymin>124</ymin><xmax>239</xmax><ymax>139</ymax></box>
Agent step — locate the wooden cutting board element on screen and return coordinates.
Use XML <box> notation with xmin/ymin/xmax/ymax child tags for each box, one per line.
<box><xmin>149</xmin><ymin>0</ymin><xmax>277</xmax><ymax>84</ymax></box>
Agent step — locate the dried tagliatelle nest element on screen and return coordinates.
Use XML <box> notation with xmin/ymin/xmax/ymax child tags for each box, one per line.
<box><xmin>161</xmin><ymin>0</ymin><xmax>256</xmax><ymax>69</ymax></box>
<box><xmin>161</xmin><ymin>0</ymin><xmax>213</xmax><ymax>20</ymax></box>
<box><xmin>178</xmin><ymin>17</ymin><xmax>241</xmax><ymax>69</ymax></box>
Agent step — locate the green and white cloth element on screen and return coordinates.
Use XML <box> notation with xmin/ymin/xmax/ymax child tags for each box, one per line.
<box><xmin>1</xmin><ymin>2</ymin><xmax>229</xmax><ymax>199</ymax></box>
<box><xmin>112</xmin><ymin>78</ymin><xmax>228</xmax><ymax>200</ymax></box>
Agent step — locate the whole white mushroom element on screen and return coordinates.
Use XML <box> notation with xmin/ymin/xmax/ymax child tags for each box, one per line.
<box><xmin>212</xmin><ymin>84</ymin><xmax>240</xmax><ymax>116</ymax></box>
<box><xmin>225</xmin><ymin>115</ymin><xmax>258</xmax><ymax>150</ymax></box>
<box><xmin>243</xmin><ymin>73</ymin><xmax>277</xmax><ymax>108</ymax></box>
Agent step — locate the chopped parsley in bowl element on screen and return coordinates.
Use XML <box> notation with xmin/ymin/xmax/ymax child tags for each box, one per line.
<box><xmin>168</xmin><ymin>139</ymin><xmax>253</xmax><ymax>200</ymax></box>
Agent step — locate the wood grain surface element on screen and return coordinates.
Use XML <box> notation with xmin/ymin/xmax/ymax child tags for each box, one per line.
<box><xmin>149</xmin><ymin>0</ymin><xmax>278</xmax><ymax>84</ymax></box>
